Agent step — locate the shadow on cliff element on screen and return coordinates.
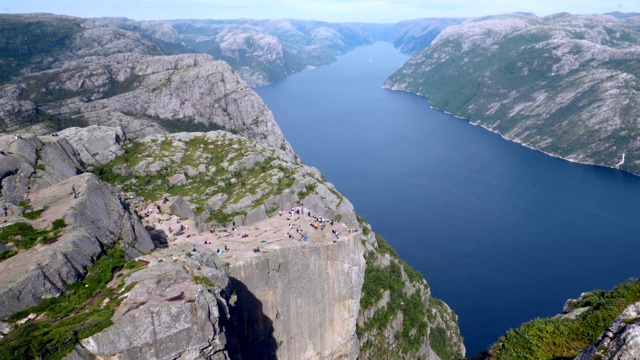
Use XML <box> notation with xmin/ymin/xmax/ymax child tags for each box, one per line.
<box><xmin>228</xmin><ymin>277</ymin><xmax>278</xmax><ymax>360</ymax></box>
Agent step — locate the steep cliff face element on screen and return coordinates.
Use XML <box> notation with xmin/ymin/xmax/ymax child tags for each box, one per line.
<box><xmin>357</xmin><ymin>230</ymin><xmax>465</xmax><ymax>360</ymax></box>
<box><xmin>229</xmin><ymin>236</ymin><xmax>365</xmax><ymax>359</ymax></box>
<box><xmin>0</xmin><ymin>127</ymin><xmax>465</xmax><ymax>359</ymax></box>
<box><xmin>80</xmin><ymin>130</ymin><xmax>464</xmax><ymax>359</ymax></box>
<box><xmin>384</xmin><ymin>12</ymin><xmax>640</xmax><ymax>175</ymax></box>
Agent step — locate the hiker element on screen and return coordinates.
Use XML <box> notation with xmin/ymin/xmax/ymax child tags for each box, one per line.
<box><xmin>72</xmin><ymin>185</ymin><xmax>77</xmax><ymax>199</ymax></box>
<box><xmin>2</xmin><ymin>204</ymin><xmax>7</xmax><ymax>216</ymax></box>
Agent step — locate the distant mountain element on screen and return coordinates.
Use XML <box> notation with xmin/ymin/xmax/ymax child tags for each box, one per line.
<box><xmin>606</xmin><ymin>11</ymin><xmax>640</xmax><ymax>19</ymax></box>
<box><xmin>385</xmin><ymin>12</ymin><xmax>640</xmax><ymax>175</ymax></box>
<box><xmin>168</xmin><ymin>19</ymin><xmax>384</xmax><ymax>86</ymax></box>
<box><xmin>390</xmin><ymin>18</ymin><xmax>465</xmax><ymax>54</ymax></box>
<box><xmin>168</xmin><ymin>18</ymin><xmax>463</xmax><ymax>86</ymax></box>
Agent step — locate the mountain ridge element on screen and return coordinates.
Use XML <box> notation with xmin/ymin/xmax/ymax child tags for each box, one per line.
<box><xmin>384</xmin><ymin>12</ymin><xmax>640</xmax><ymax>175</ymax></box>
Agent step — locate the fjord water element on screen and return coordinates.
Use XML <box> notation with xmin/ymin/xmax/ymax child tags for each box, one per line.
<box><xmin>255</xmin><ymin>42</ymin><xmax>640</xmax><ymax>355</ymax></box>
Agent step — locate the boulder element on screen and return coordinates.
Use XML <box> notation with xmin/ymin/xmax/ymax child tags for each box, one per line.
<box><xmin>56</xmin><ymin>125</ymin><xmax>125</xmax><ymax>165</ymax></box>
<box><xmin>71</xmin><ymin>244</ymin><xmax>236</xmax><ymax>360</ymax></box>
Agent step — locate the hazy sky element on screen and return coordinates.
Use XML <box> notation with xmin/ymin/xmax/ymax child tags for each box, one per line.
<box><xmin>3</xmin><ymin>0</ymin><xmax>639</xmax><ymax>23</ymax></box>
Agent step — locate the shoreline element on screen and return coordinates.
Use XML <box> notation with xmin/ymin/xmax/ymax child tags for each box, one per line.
<box><xmin>382</xmin><ymin>85</ymin><xmax>634</xmax><ymax>177</ymax></box>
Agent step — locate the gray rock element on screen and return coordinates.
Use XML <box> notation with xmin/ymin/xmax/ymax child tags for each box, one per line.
<box><xmin>31</xmin><ymin>138</ymin><xmax>84</xmax><ymax>192</ymax></box>
<box><xmin>168</xmin><ymin>173</ymin><xmax>187</xmax><ymax>186</ymax></box>
<box><xmin>159</xmin><ymin>196</ymin><xmax>195</xmax><ymax>220</ymax></box>
<box><xmin>55</xmin><ymin>125</ymin><xmax>125</xmax><ymax>165</ymax></box>
<box><xmin>0</xmin><ymin>172</ymin><xmax>155</xmax><ymax>320</ymax></box>
<box><xmin>206</xmin><ymin>193</ymin><xmax>228</xmax><ymax>210</ymax></box>
<box><xmin>576</xmin><ymin>302</ymin><xmax>640</xmax><ymax>360</ymax></box>
<box><xmin>229</xmin><ymin>236</ymin><xmax>365</xmax><ymax>359</ymax></box>
<box><xmin>74</xmin><ymin>244</ymin><xmax>235</xmax><ymax>360</ymax></box>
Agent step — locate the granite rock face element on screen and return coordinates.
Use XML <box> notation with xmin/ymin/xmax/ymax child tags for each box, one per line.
<box><xmin>0</xmin><ymin>132</ymin><xmax>155</xmax><ymax>320</ymax></box>
<box><xmin>0</xmin><ymin>15</ymin><xmax>296</xmax><ymax>159</ymax></box>
<box><xmin>69</xmin><ymin>244</ymin><xmax>236</xmax><ymax>360</ymax></box>
<box><xmin>576</xmin><ymin>302</ymin><xmax>640</xmax><ymax>360</ymax></box>
<box><xmin>229</xmin><ymin>235</ymin><xmax>365</xmax><ymax>359</ymax></box>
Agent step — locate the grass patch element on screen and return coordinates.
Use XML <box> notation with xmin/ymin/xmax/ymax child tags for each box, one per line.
<box><xmin>297</xmin><ymin>183</ymin><xmax>316</xmax><ymax>200</ymax></box>
<box><xmin>193</xmin><ymin>275</ymin><xmax>214</xmax><ymax>288</ymax></box>
<box><xmin>0</xmin><ymin>219</ymin><xmax>66</xmax><ymax>261</ymax></box>
<box><xmin>358</xmin><ymin>233</ymin><xmax>440</xmax><ymax>358</ymax></box>
<box><xmin>89</xmin><ymin>135</ymin><xmax>299</xmax><ymax>225</ymax></box>
<box><xmin>0</xmin><ymin>245</ymin><xmax>143</xmax><ymax>359</ymax></box>
<box><xmin>23</xmin><ymin>209</ymin><xmax>43</xmax><ymax>220</ymax></box>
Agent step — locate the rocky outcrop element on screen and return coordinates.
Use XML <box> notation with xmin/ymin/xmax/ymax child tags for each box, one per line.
<box><xmin>0</xmin><ymin>15</ymin><xmax>296</xmax><ymax>159</ymax></box>
<box><xmin>92</xmin><ymin>131</ymin><xmax>351</xmax><ymax>231</ymax></box>
<box><xmin>576</xmin><ymin>302</ymin><xmax>640</xmax><ymax>360</ymax></box>
<box><xmin>0</xmin><ymin>132</ymin><xmax>155</xmax><ymax>320</ymax></box>
<box><xmin>56</xmin><ymin>125</ymin><xmax>125</xmax><ymax>166</ymax></box>
<box><xmin>68</xmin><ymin>243</ymin><xmax>236</xmax><ymax>360</ymax></box>
<box><xmin>384</xmin><ymin>12</ymin><xmax>640</xmax><ymax>175</ymax></box>
<box><xmin>3</xmin><ymin>53</ymin><xmax>295</xmax><ymax>157</ymax></box>
<box><xmin>356</xmin><ymin>230</ymin><xmax>465</xmax><ymax>360</ymax></box>
<box><xmin>229</xmin><ymin>235</ymin><xmax>365</xmax><ymax>359</ymax></box>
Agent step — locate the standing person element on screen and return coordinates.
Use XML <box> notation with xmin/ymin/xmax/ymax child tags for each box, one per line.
<box><xmin>72</xmin><ymin>185</ymin><xmax>77</xmax><ymax>199</ymax></box>
<box><xmin>2</xmin><ymin>204</ymin><xmax>7</xmax><ymax>216</ymax></box>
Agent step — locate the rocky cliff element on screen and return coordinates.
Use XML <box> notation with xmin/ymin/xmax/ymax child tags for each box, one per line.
<box><xmin>384</xmin><ymin>12</ymin><xmax>640</xmax><ymax>175</ymax></box>
<box><xmin>479</xmin><ymin>279</ymin><xmax>640</xmax><ymax>359</ymax></box>
<box><xmin>0</xmin><ymin>14</ymin><xmax>295</xmax><ymax>157</ymax></box>
<box><xmin>0</xmin><ymin>126</ymin><xmax>465</xmax><ymax>359</ymax></box>
<box><xmin>0</xmin><ymin>132</ymin><xmax>155</xmax><ymax>321</ymax></box>
<box><xmin>229</xmin><ymin>236</ymin><xmax>364</xmax><ymax>359</ymax></box>
<box><xmin>0</xmin><ymin>12</ymin><xmax>465</xmax><ymax>360</ymax></box>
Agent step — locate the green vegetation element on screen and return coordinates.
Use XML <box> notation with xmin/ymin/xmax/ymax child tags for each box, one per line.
<box><xmin>193</xmin><ymin>275</ymin><xmax>214</xmax><ymax>287</ymax></box>
<box><xmin>0</xmin><ymin>245</ymin><xmax>145</xmax><ymax>360</ymax></box>
<box><xmin>18</xmin><ymin>110</ymin><xmax>88</xmax><ymax>133</ymax></box>
<box><xmin>16</xmin><ymin>70</ymin><xmax>93</xmax><ymax>104</ymax></box>
<box><xmin>357</xmin><ymin>214</ymin><xmax>371</xmax><ymax>236</ymax></box>
<box><xmin>0</xmin><ymin>220</ymin><xmax>66</xmax><ymax>257</ymax></box>
<box><xmin>488</xmin><ymin>280</ymin><xmax>640</xmax><ymax>359</ymax></box>
<box><xmin>427</xmin><ymin>298</ymin><xmax>463</xmax><ymax>360</ymax></box>
<box><xmin>23</xmin><ymin>209</ymin><xmax>43</xmax><ymax>220</ymax></box>
<box><xmin>0</xmin><ymin>15</ymin><xmax>83</xmax><ymax>83</ymax></box>
<box><xmin>297</xmin><ymin>183</ymin><xmax>316</xmax><ymax>200</ymax></box>
<box><xmin>358</xmin><ymin>234</ymin><xmax>449</xmax><ymax>358</ymax></box>
<box><xmin>90</xmin><ymin>134</ymin><xmax>300</xmax><ymax>225</ymax></box>
<box><xmin>152</xmin><ymin>116</ymin><xmax>233</xmax><ymax>134</ymax></box>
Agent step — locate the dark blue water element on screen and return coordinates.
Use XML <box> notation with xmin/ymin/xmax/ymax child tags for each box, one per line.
<box><xmin>255</xmin><ymin>42</ymin><xmax>640</xmax><ymax>356</ymax></box>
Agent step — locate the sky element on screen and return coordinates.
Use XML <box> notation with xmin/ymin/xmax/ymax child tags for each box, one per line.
<box><xmin>2</xmin><ymin>0</ymin><xmax>639</xmax><ymax>23</ymax></box>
